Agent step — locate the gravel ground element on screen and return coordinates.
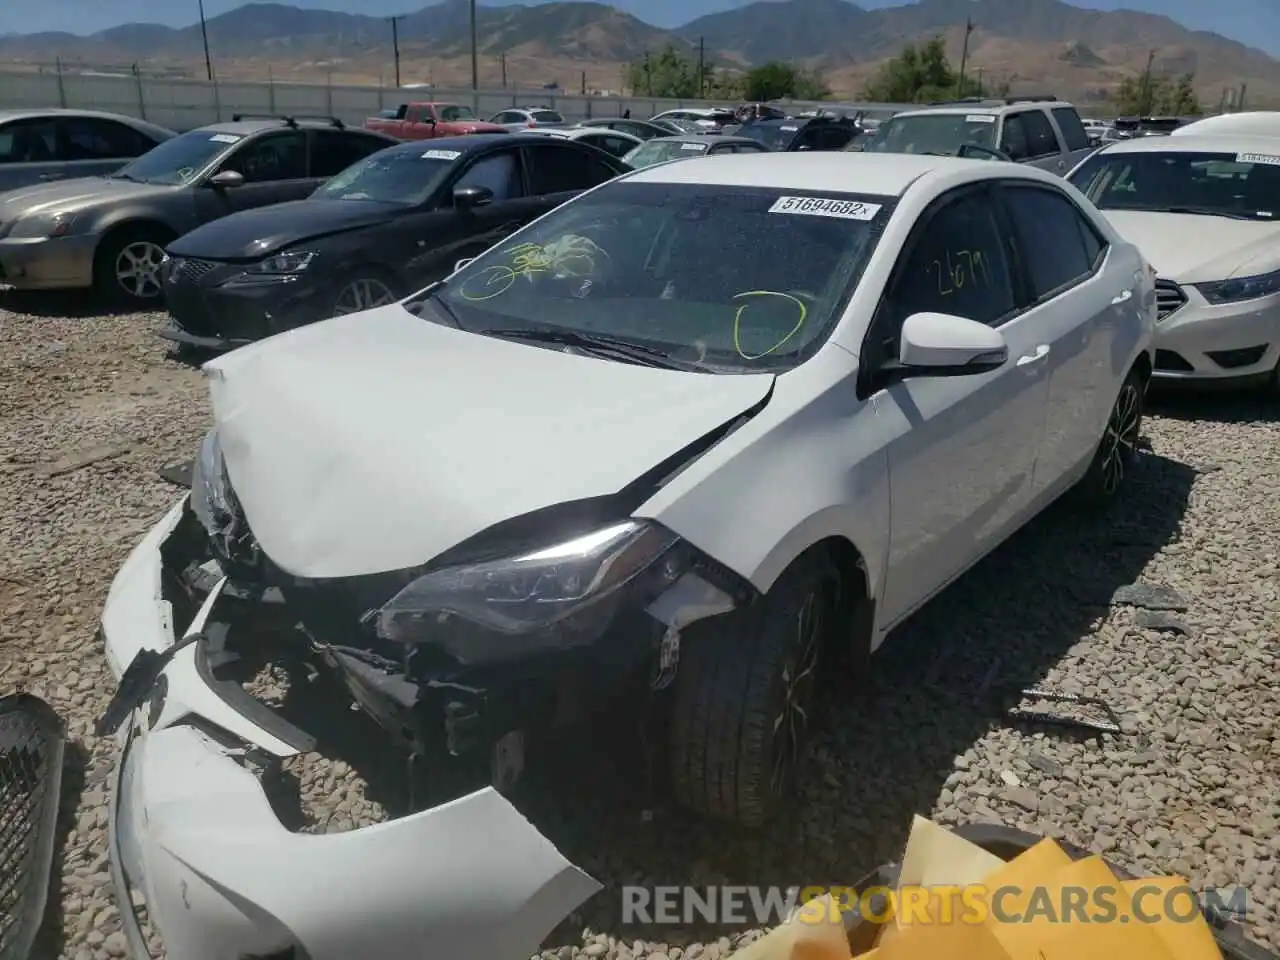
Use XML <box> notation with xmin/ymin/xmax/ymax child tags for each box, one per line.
<box><xmin>0</xmin><ymin>297</ymin><xmax>1277</xmax><ymax>960</ymax></box>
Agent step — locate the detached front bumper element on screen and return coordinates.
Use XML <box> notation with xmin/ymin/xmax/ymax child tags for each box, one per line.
<box><xmin>101</xmin><ymin>496</ymin><xmax>601</xmax><ymax>960</ymax></box>
<box><xmin>0</xmin><ymin>234</ymin><xmax>97</xmax><ymax>290</ymax></box>
<box><xmin>1152</xmin><ymin>285</ymin><xmax>1280</xmax><ymax>387</ymax></box>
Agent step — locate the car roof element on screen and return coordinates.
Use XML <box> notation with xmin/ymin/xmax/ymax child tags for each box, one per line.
<box><xmin>196</xmin><ymin>118</ymin><xmax>384</xmax><ymax>136</ymax></box>
<box><xmin>625</xmin><ymin>150</ymin><xmax>1051</xmax><ymax>194</ymax></box>
<box><xmin>1094</xmin><ymin>133</ymin><xmax>1280</xmax><ymax>156</ymax></box>
<box><xmin>646</xmin><ymin>134</ymin><xmax>761</xmax><ymax>145</ymax></box>
<box><xmin>381</xmin><ymin>132</ymin><xmax>568</xmax><ymax>154</ymax></box>
<box><xmin>0</xmin><ymin>107</ymin><xmax>176</xmax><ymax>137</ymax></box>
<box><xmin>891</xmin><ymin>101</ymin><xmax>1073</xmax><ymax>119</ymax></box>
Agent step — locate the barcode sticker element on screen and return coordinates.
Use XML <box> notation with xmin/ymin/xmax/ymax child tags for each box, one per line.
<box><xmin>423</xmin><ymin>149</ymin><xmax>461</xmax><ymax>160</ymax></box>
<box><xmin>681</xmin><ymin>142</ymin><xmax>707</xmax><ymax>151</ymax></box>
<box><xmin>1238</xmin><ymin>152</ymin><xmax>1280</xmax><ymax>165</ymax></box>
<box><xmin>209</xmin><ymin>133</ymin><xmax>242</xmax><ymax>143</ymax></box>
<box><xmin>965</xmin><ymin>115</ymin><xmax>996</xmax><ymax>123</ymax></box>
<box><xmin>769</xmin><ymin>196</ymin><xmax>882</xmax><ymax>220</ymax></box>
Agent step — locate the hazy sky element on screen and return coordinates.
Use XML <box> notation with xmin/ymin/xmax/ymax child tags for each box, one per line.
<box><xmin>2</xmin><ymin>0</ymin><xmax>1277</xmax><ymax>55</ymax></box>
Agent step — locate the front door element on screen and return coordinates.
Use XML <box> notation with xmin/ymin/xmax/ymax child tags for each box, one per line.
<box><xmin>996</xmin><ymin>181</ymin><xmax>1133</xmax><ymax>497</ymax></box>
<box><xmin>868</xmin><ymin>185</ymin><xmax>1052</xmax><ymax>627</ymax></box>
<box><xmin>193</xmin><ymin>130</ymin><xmax>311</xmax><ymax>223</ymax></box>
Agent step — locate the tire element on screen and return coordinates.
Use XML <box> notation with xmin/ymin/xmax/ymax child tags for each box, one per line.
<box><xmin>669</xmin><ymin>554</ymin><xmax>837</xmax><ymax>827</ymax></box>
<box><xmin>1075</xmin><ymin>367</ymin><xmax>1145</xmax><ymax>505</ymax></box>
<box><xmin>330</xmin><ymin>269</ymin><xmax>401</xmax><ymax>317</ymax></box>
<box><xmin>94</xmin><ymin>224</ymin><xmax>171</xmax><ymax>306</ymax></box>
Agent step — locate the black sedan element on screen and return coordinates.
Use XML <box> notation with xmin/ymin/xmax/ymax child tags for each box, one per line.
<box><xmin>735</xmin><ymin>116</ymin><xmax>863</xmax><ymax>152</ymax></box>
<box><xmin>157</xmin><ymin>133</ymin><xmax>629</xmax><ymax>353</ymax></box>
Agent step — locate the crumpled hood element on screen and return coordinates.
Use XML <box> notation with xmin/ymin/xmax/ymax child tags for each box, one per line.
<box><xmin>1101</xmin><ymin>210</ymin><xmax>1280</xmax><ymax>282</ymax></box>
<box><xmin>0</xmin><ymin>176</ymin><xmax>168</xmax><ymax>223</ymax></box>
<box><xmin>205</xmin><ymin>305</ymin><xmax>774</xmax><ymax>579</ymax></box>
<box><xmin>168</xmin><ymin>198</ymin><xmax>397</xmax><ymax>259</ymax></box>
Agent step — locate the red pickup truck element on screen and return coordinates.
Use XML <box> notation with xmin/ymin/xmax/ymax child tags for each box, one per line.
<box><xmin>364</xmin><ymin>102</ymin><xmax>507</xmax><ymax>139</ymax></box>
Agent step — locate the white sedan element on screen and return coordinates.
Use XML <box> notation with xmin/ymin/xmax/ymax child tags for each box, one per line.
<box><xmin>95</xmin><ymin>152</ymin><xmax>1153</xmax><ymax>960</ymax></box>
<box><xmin>1068</xmin><ymin>133</ymin><xmax>1280</xmax><ymax>388</ymax></box>
<box><xmin>525</xmin><ymin>124</ymin><xmax>645</xmax><ymax>160</ymax></box>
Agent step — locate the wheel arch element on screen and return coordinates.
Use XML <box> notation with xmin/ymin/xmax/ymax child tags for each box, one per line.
<box><xmin>93</xmin><ymin>217</ymin><xmax>178</xmax><ymax>263</ymax></box>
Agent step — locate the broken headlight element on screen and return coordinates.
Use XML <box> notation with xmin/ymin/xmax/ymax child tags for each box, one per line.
<box><xmin>190</xmin><ymin>428</ymin><xmax>233</xmax><ymax>536</ymax></box>
<box><xmin>376</xmin><ymin>520</ymin><xmax>682</xmax><ymax>640</ymax></box>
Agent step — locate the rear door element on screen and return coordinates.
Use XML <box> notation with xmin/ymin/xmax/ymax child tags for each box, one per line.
<box><xmin>307</xmin><ymin>129</ymin><xmax>391</xmax><ymax>181</ymax></box>
<box><xmin>0</xmin><ymin>116</ymin><xmax>63</xmax><ymax>192</ymax></box>
<box><xmin>1016</xmin><ymin>109</ymin><xmax>1069</xmax><ymax>174</ymax></box>
<box><xmin>995</xmin><ymin>181</ymin><xmax>1127</xmax><ymax>499</ymax></box>
<box><xmin>1050</xmin><ymin>107</ymin><xmax>1097</xmax><ymax>170</ymax></box>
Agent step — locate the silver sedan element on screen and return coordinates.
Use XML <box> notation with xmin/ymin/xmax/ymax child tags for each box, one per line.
<box><xmin>0</xmin><ymin>108</ymin><xmax>175</xmax><ymax>194</ymax></box>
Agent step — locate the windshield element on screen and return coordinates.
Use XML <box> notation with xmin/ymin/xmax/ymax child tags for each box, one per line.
<box><xmin>738</xmin><ymin>122</ymin><xmax>801</xmax><ymax>150</ymax></box>
<box><xmin>623</xmin><ymin>139</ymin><xmax>708</xmax><ymax>167</ymax></box>
<box><xmin>438</xmin><ymin>105</ymin><xmax>476</xmax><ymax>122</ymax></box>
<box><xmin>427</xmin><ymin>182</ymin><xmax>891</xmax><ymax>373</ymax></box>
<box><xmin>313</xmin><ymin>146</ymin><xmax>452</xmax><ymax>204</ymax></box>
<box><xmin>114</xmin><ymin>129</ymin><xmax>241</xmax><ymax>185</ymax></box>
<box><xmin>1069</xmin><ymin>150</ymin><xmax>1280</xmax><ymax>220</ymax></box>
<box><xmin>863</xmin><ymin>113</ymin><xmax>997</xmax><ymax>156</ymax></box>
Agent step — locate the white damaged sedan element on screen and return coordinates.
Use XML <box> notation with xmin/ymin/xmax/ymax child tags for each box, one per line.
<box><xmin>98</xmin><ymin>151</ymin><xmax>1153</xmax><ymax>959</ymax></box>
<box><xmin>1068</xmin><ymin>134</ymin><xmax>1280</xmax><ymax>388</ymax></box>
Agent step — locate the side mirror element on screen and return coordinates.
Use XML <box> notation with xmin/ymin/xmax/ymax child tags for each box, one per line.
<box><xmin>454</xmin><ymin>257</ymin><xmax>474</xmax><ymax>273</ymax></box>
<box><xmin>208</xmin><ymin>169</ymin><xmax>244</xmax><ymax>189</ymax></box>
<box><xmin>453</xmin><ymin>185</ymin><xmax>493</xmax><ymax>212</ymax></box>
<box><xmin>889</xmin><ymin>312</ymin><xmax>1008</xmax><ymax>382</ymax></box>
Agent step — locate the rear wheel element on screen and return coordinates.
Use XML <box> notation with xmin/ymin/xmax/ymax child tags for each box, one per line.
<box><xmin>94</xmin><ymin>225</ymin><xmax>172</xmax><ymax>306</ymax></box>
<box><xmin>1075</xmin><ymin>367</ymin><xmax>1145</xmax><ymax>505</ymax></box>
<box><xmin>668</xmin><ymin>554</ymin><xmax>837</xmax><ymax>827</ymax></box>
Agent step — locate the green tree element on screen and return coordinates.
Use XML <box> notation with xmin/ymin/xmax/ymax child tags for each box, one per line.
<box><xmin>626</xmin><ymin>44</ymin><xmax>738</xmax><ymax>99</ymax></box>
<box><xmin>861</xmin><ymin>36</ymin><xmax>985</xmax><ymax>103</ymax></box>
<box><xmin>1165</xmin><ymin>73</ymin><xmax>1202</xmax><ymax>115</ymax></box>
<box><xmin>742</xmin><ymin>61</ymin><xmax>831</xmax><ymax>101</ymax></box>
<box><xmin>1110</xmin><ymin>72</ymin><xmax>1201</xmax><ymax>116</ymax></box>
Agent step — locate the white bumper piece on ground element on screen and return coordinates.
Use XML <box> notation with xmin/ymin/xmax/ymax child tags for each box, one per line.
<box><xmin>103</xmin><ymin>496</ymin><xmax>602</xmax><ymax>960</ymax></box>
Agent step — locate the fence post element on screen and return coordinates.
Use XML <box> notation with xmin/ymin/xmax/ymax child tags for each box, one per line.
<box><xmin>132</xmin><ymin>64</ymin><xmax>147</xmax><ymax>120</ymax></box>
<box><xmin>268</xmin><ymin>66</ymin><xmax>276</xmax><ymax>114</ymax></box>
<box><xmin>55</xmin><ymin>57</ymin><xmax>67</xmax><ymax>108</ymax></box>
<box><xmin>213</xmin><ymin>68</ymin><xmax>222</xmax><ymax>122</ymax></box>
<box><xmin>326</xmin><ymin>70</ymin><xmax>334</xmax><ymax>116</ymax></box>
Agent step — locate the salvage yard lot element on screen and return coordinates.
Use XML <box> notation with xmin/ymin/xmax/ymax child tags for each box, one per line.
<box><xmin>0</xmin><ymin>297</ymin><xmax>1278</xmax><ymax>960</ymax></box>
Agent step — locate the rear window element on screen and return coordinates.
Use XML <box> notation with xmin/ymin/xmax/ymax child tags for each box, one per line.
<box><xmin>737</xmin><ymin>122</ymin><xmax>801</xmax><ymax>150</ymax></box>
<box><xmin>624</xmin><ymin>139</ymin><xmax>709</xmax><ymax>167</ymax></box>
<box><xmin>532</xmin><ymin>110</ymin><xmax>564</xmax><ymax>123</ymax></box>
<box><xmin>1068</xmin><ymin>150</ymin><xmax>1280</xmax><ymax>220</ymax></box>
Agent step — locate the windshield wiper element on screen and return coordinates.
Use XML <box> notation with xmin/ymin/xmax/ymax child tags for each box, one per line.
<box><xmin>483</xmin><ymin>327</ymin><xmax>706</xmax><ymax>370</ymax></box>
<box><xmin>1123</xmin><ymin>205</ymin><xmax>1260</xmax><ymax>220</ymax></box>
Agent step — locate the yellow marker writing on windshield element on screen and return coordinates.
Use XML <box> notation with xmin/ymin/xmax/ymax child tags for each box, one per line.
<box><xmin>732</xmin><ymin>290</ymin><xmax>807</xmax><ymax>360</ymax></box>
<box><xmin>458</xmin><ymin>236</ymin><xmax>604</xmax><ymax>301</ymax></box>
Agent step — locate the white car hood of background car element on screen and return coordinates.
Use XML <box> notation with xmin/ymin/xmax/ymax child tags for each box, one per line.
<box><xmin>204</xmin><ymin>305</ymin><xmax>774</xmax><ymax>579</ymax></box>
<box><xmin>1101</xmin><ymin>210</ymin><xmax>1280</xmax><ymax>283</ymax></box>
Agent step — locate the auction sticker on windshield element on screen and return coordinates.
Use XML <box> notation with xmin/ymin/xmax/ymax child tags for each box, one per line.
<box><xmin>681</xmin><ymin>143</ymin><xmax>707</xmax><ymax>151</ymax></box>
<box><xmin>423</xmin><ymin>149</ymin><xmax>461</xmax><ymax>160</ymax></box>
<box><xmin>1237</xmin><ymin>153</ymin><xmax>1280</xmax><ymax>165</ymax></box>
<box><xmin>965</xmin><ymin>115</ymin><xmax>996</xmax><ymax>123</ymax></box>
<box><xmin>209</xmin><ymin>134</ymin><xmax>242</xmax><ymax>143</ymax></box>
<box><xmin>781</xmin><ymin>126</ymin><xmax>798</xmax><ymax>131</ymax></box>
<box><xmin>769</xmin><ymin>196</ymin><xmax>882</xmax><ymax>220</ymax></box>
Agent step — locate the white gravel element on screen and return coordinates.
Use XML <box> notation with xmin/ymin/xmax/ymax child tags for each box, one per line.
<box><xmin>0</xmin><ymin>297</ymin><xmax>1276</xmax><ymax>960</ymax></box>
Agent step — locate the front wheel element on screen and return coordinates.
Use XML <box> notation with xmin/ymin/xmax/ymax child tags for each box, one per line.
<box><xmin>668</xmin><ymin>555</ymin><xmax>836</xmax><ymax>827</ymax></box>
<box><xmin>1075</xmin><ymin>367</ymin><xmax>1145</xmax><ymax>504</ymax></box>
<box><xmin>331</xmin><ymin>272</ymin><xmax>400</xmax><ymax>317</ymax></box>
<box><xmin>95</xmin><ymin>226</ymin><xmax>171</xmax><ymax>306</ymax></box>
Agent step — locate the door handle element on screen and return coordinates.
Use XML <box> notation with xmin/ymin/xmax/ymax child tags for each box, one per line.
<box><xmin>1057</xmin><ymin>159</ymin><xmax>1066</xmax><ymax>170</ymax></box>
<box><xmin>38</xmin><ymin>173</ymin><xmax>64</xmax><ymax>181</ymax></box>
<box><xmin>1110</xmin><ymin>288</ymin><xmax>1133</xmax><ymax>305</ymax></box>
<box><xmin>1016</xmin><ymin>344</ymin><xmax>1050</xmax><ymax>366</ymax></box>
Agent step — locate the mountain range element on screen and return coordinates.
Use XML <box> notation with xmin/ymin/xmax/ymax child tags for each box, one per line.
<box><xmin>2</xmin><ymin>0</ymin><xmax>1279</xmax><ymax>105</ymax></box>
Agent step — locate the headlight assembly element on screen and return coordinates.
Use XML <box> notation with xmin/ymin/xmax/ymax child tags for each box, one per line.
<box><xmin>376</xmin><ymin>520</ymin><xmax>683</xmax><ymax>645</ymax></box>
<box><xmin>1195</xmin><ymin>268</ymin><xmax>1280</xmax><ymax>304</ymax></box>
<box><xmin>190</xmin><ymin>428</ymin><xmax>233</xmax><ymax>536</ymax></box>
<box><xmin>7</xmin><ymin>212</ymin><xmax>75</xmax><ymax>240</ymax></box>
<box><xmin>223</xmin><ymin>250</ymin><xmax>315</xmax><ymax>285</ymax></box>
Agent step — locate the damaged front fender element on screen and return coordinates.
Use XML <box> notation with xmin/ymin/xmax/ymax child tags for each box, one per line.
<box><xmin>112</xmin><ymin>722</ymin><xmax>601</xmax><ymax>960</ymax></box>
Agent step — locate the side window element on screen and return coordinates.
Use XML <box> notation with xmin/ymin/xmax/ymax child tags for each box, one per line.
<box><xmin>524</xmin><ymin>144</ymin><xmax>614</xmax><ymax>195</ymax></box>
<box><xmin>793</xmin><ymin>127</ymin><xmax>825</xmax><ymax>150</ymax></box>
<box><xmin>309</xmin><ymin>130</ymin><xmax>386</xmax><ymax>178</ymax></box>
<box><xmin>494</xmin><ymin>112</ymin><xmax>518</xmax><ymax>123</ymax></box>
<box><xmin>222</xmin><ymin>132</ymin><xmax>307</xmax><ymax>182</ymax></box>
<box><xmin>453</xmin><ymin>150</ymin><xmax>523</xmax><ymax>202</ymax></box>
<box><xmin>60</xmin><ymin>118</ymin><xmax>152</xmax><ymax>160</ymax></box>
<box><xmin>999</xmin><ymin>115</ymin><xmax>1028</xmax><ymax>161</ymax></box>
<box><xmin>1001</xmin><ymin>185</ymin><xmax>1098</xmax><ymax>301</ymax></box>
<box><xmin>1020</xmin><ymin>110</ymin><xmax>1061</xmax><ymax>159</ymax></box>
<box><xmin>818</xmin><ymin>126</ymin><xmax>856</xmax><ymax>150</ymax></box>
<box><xmin>1052</xmin><ymin>108</ymin><xmax>1091</xmax><ymax>152</ymax></box>
<box><xmin>889</xmin><ymin>190</ymin><xmax>1018</xmax><ymax>330</ymax></box>
<box><xmin>736</xmin><ymin>141</ymin><xmax>767</xmax><ymax>153</ymax></box>
<box><xmin>0</xmin><ymin>118</ymin><xmax>58</xmax><ymax>163</ymax></box>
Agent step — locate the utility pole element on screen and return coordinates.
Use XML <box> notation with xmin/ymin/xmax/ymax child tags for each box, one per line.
<box><xmin>956</xmin><ymin>17</ymin><xmax>973</xmax><ymax>96</ymax></box>
<box><xmin>644</xmin><ymin>50</ymin><xmax>652</xmax><ymax>96</ymax></box>
<box><xmin>697</xmin><ymin>36</ymin><xmax>705</xmax><ymax>98</ymax></box>
<box><xmin>1139</xmin><ymin>48</ymin><xmax>1156</xmax><ymax>115</ymax></box>
<box><xmin>1238</xmin><ymin>82</ymin><xmax>1248</xmax><ymax>111</ymax></box>
<box><xmin>500</xmin><ymin>51</ymin><xmax>507</xmax><ymax>87</ymax></box>
<box><xmin>197</xmin><ymin>0</ymin><xmax>214</xmax><ymax>82</ymax></box>
<box><xmin>387</xmin><ymin>15</ymin><xmax>405</xmax><ymax>88</ymax></box>
<box><xmin>469</xmin><ymin>0</ymin><xmax>478</xmax><ymax>90</ymax></box>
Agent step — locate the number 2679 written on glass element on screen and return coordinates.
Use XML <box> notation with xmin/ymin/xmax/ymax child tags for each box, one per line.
<box><xmin>929</xmin><ymin>249</ymin><xmax>991</xmax><ymax>295</ymax></box>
